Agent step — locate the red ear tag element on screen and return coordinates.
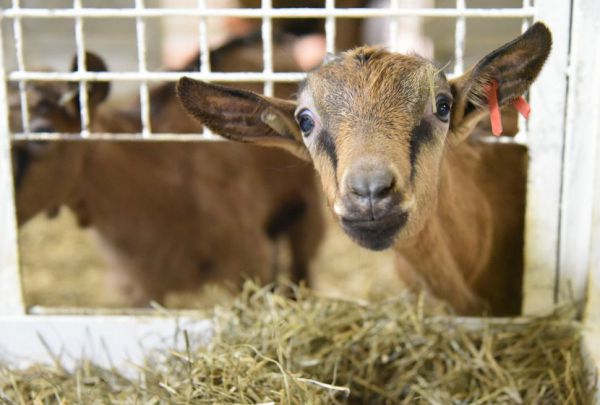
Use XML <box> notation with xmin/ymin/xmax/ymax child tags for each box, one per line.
<box><xmin>487</xmin><ymin>80</ymin><xmax>502</xmax><ymax>136</ymax></box>
<box><xmin>512</xmin><ymin>96</ymin><xmax>531</xmax><ymax>119</ymax></box>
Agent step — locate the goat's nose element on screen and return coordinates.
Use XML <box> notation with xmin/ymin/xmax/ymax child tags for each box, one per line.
<box><xmin>346</xmin><ymin>167</ymin><xmax>396</xmax><ymax>200</ymax></box>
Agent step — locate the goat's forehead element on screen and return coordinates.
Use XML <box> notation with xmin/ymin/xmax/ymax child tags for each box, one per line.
<box><xmin>299</xmin><ymin>51</ymin><xmax>447</xmax><ymax>121</ymax></box>
<box><xmin>12</xmin><ymin>83</ymin><xmax>62</xmax><ymax>106</ymax></box>
<box><xmin>327</xmin><ymin>50</ymin><xmax>428</xmax><ymax>76</ymax></box>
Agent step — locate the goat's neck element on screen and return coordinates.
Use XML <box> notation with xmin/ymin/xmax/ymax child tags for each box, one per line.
<box><xmin>394</xmin><ymin>142</ymin><xmax>492</xmax><ymax>314</ymax></box>
<box><xmin>404</xmin><ymin>142</ymin><xmax>492</xmax><ymax>261</ymax></box>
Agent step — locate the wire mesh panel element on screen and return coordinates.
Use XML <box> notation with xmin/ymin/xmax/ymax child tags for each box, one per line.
<box><xmin>0</xmin><ymin>0</ymin><xmax>578</xmax><ymax>316</ymax></box>
<box><xmin>1</xmin><ymin>1</ymin><xmax>536</xmax><ymax>141</ymax></box>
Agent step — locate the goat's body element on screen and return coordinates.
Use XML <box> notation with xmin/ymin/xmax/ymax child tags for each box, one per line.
<box><xmin>13</xmin><ymin>34</ymin><xmax>324</xmax><ymax>305</ymax></box>
<box><xmin>95</xmin><ymin>54</ymin><xmax>321</xmax><ymax>304</ymax></box>
<box><xmin>65</xmin><ymin>138</ymin><xmax>320</xmax><ymax>304</ymax></box>
<box><xmin>72</xmin><ymin>90</ymin><xmax>323</xmax><ymax>304</ymax></box>
<box><xmin>394</xmin><ymin>138</ymin><xmax>527</xmax><ymax>315</ymax></box>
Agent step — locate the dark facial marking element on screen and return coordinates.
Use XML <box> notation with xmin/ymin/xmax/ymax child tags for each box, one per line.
<box><xmin>409</xmin><ymin>118</ymin><xmax>433</xmax><ymax>181</ymax></box>
<box><xmin>317</xmin><ymin>129</ymin><xmax>338</xmax><ymax>172</ymax></box>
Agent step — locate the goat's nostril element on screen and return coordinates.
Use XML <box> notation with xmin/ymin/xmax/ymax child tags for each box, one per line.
<box><xmin>370</xmin><ymin>172</ymin><xmax>395</xmax><ymax>198</ymax></box>
<box><xmin>349</xmin><ymin>182</ymin><xmax>368</xmax><ymax>197</ymax></box>
<box><xmin>347</xmin><ymin>168</ymin><xmax>396</xmax><ymax>200</ymax></box>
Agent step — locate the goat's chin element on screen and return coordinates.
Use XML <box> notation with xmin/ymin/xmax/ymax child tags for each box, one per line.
<box><xmin>340</xmin><ymin>212</ymin><xmax>408</xmax><ymax>251</ymax></box>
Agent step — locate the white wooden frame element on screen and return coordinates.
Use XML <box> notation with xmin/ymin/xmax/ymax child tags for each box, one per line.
<box><xmin>0</xmin><ymin>17</ymin><xmax>24</xmax><ymax>316</ymax></box>
<box><xmin>0</xmin><ymin>316</ymin><xmax>212</xmax><ymax>375</ymax></box>
<box><xmin>521</xmin><ymin>0</ymin><xmax>571</xmax><ymax>314</ymax></box>
<box><xmin>0</xmin><ymin>1</ymin><xmax>598</xmax><ymax>396</ymax></box>
<box><xmin>568</xmin><ymin>0</ymin><xmax>600</xmax><ymax>399</ymax></box>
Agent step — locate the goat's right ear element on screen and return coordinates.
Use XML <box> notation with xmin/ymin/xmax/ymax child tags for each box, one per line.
<box><xmin>176</xmin><ymin>77</ymin><xmax>310</xmax><ymax>160</ymax></box>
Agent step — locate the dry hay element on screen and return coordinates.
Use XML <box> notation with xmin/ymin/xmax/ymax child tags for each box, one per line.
<box><xmin>1</xmin><ymin>283</ymin><xmax>595</xmax><ymax>404</ymax></box>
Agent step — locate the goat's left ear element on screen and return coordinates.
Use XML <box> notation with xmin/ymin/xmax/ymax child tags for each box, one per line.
<box><xmin>449</xmin><ymin>22</ymin><xmax>552</xmax><ymax>142</ymax></box>
<box><xmin>62</xmin><ymin>52</ymin><xmax>110</xmax><ymax>118</ymax></box>
<box><xmin>176</xmin><ymin>77</ymin><xmax>310</xmax><ymax>160</ymax></box>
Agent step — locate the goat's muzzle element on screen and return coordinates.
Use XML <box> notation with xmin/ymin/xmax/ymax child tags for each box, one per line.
<box><xmin>338</xmin><ymin>163</ymin><xmax>407</xmax><ymax>250</ymax></box>
<box><xmin>340</xmin><ymin>210</ymin><xmax>408</xmax><ymax>251</ymax></box>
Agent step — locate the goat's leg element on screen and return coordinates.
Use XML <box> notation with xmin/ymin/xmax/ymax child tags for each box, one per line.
<box><xmin>397</xmin><ymin>237</ymin><xmax>486</xmax><ymax>316</ymax></box>
<box><xmin>423</xmin><ymin>261</ymin><xmax>485</xmax><ymax>316</ymax></box>
<box><xmin>269</xmin><ymin>238</ymin><xmax>281</xmax><ymax>283</ymax></box>
<box><xmin>286</xmin><ymin>198</ymin><xmax>325</xmax><ymax>288</ymax></box>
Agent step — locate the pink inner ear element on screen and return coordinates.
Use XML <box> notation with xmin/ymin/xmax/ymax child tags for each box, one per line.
<box><xmin>487</xmin><ymin>80</ymin><xmax>503</xmax><ymax>136</ymax></box>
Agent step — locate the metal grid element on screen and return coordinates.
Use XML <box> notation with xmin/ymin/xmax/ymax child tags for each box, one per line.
<box><xmin>0</xmin><ymin>0</ymin><xmax>584</xmax><ymax>320</ymax></box>
<box><xmin>1</xmin><ymin>1</ymin><xmax>535</xmax><ymax>143</ymax></box>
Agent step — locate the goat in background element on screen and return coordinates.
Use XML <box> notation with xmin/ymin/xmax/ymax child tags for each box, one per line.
<box><xmin>11</xmin><ymin>33</ymin><xmax>324</xmax><ymax>306</ymax></box>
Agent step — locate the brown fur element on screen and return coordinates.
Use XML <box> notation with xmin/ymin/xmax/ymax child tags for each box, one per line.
<box><xmin>177</xmin><ymin>23</ymin><xmax>551</xmax><ymax>315</ymax></box>
<box><xmin>12</xmin><ymin>36</ymin><xmax>324</xmax><ymax>306</ymax></box>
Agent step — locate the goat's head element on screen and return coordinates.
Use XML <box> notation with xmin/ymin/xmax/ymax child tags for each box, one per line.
<box><xmin>11</xmin><ymin>52</ymin><xmax>109</xmax><ymax>224</ymax></box>
<box><xmin>177</xmin><ymin>23</ymin><xmax>552</xmax><ymax>250</ymax></box>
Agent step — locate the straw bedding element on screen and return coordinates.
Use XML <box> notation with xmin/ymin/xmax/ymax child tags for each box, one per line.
<box><xmin>0</xmin><ymin>283</ymin><xmax>594</xmax><ymax>404</ymax></box>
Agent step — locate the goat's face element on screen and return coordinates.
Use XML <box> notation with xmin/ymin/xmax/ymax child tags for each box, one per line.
<box><xmin>177</xmin><ymin>22</ymin><xmax>551</xmax><ymax>251</ymax></box>
<box><xmin>295</xmin><ymin>51</ymin><xmax>451</xmax><ymax>248</ymax></box>
<box><xmin>11</xmin><ymin>52</ymin><xmax>109</xmax><ymax>224</ymax></box>
<box><xmin>10</xmin><ymin>81</ymin><xmax>87</xmax><ymax>224</ymax></box>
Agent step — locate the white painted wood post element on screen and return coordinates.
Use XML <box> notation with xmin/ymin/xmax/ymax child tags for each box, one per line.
<box><xmin>558</xmin><ymin>0</ymin><xmax>600</xmax><ymax>310</ymax></box>
<box><xmin>584</xmin><ymin>122</ymin><xmax>600</xmax><ymax>402</ymax></box>
<box><xmin>522</xmin><ymin>0</ymin><xmax>572</xmax><ymax>314</ymax></box>
<box><xmin>585</xmin><ymin>118</ymin><xmax>600</xmax><ymax>353</ymax></box>
<box><xmin>574</xmin><ymin>0</ymin><xmax>600</xmax><ymax>395</ymax></box>
<box><xmin>0</xmin><ymin>22</ymin><xmax>25</xmax><ymax>316</ymax></box>
<box><xmin>0</xmin><ymin>316</ymin><xmax>213</xmax><ymax>374</ymax></box>
<box><xmin>584</xmin><ymin>103</ymin><xmax>600</xmax><ymax>402</ymax></box>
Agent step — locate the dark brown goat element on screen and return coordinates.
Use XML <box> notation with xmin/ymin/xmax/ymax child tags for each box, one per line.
<box><xmin>12</xmin><ymin>34</ymin><xmax>323</xmax><ymax>305</ymax></box>
<box><xmin>177</xmin><ymin>23</ymin><xmax>552</xmax><ymax>315</ymax></box>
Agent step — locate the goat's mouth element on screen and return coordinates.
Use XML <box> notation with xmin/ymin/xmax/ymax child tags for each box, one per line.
<box><xmin>340</xmin><ymin>211</ymin><xmax>408</xmax><ymax>251</ymax></box>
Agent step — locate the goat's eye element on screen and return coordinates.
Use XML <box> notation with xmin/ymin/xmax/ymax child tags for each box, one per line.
<box><xmin>296</xmin><ymin>109</ymin><xmax>315</xmax><ymax>136</ymax></box>
<box><xmin>435</xmin><ymin>98</ymin><xmax>451</xmax><ymax>122</ymax></box>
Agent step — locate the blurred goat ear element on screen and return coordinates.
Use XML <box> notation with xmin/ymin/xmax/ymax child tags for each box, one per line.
<box><xmin>176</xmin><ymin>77</ymin><xmax>310</xmax><ymax>160</ymax></box>
<box><xmin>64</xmin><ymin>51</ymin><xmax>110</xmax><ymax>115</ymax></box>
<box><xmin>449</xmin><ymin>22</ymin><xmax>552</xmax><ymax>142</ymax></box>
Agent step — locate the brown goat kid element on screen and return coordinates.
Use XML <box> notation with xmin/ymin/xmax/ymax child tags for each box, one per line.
<box><xmin>12</xmin><ymin>36</ymin><xmax>323</xmax><ymax>305</ymax></box>
<box><xmin>177</xmin><ymin>23</ymin><xmax>552</xmax><ymax>315</ymax></box>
